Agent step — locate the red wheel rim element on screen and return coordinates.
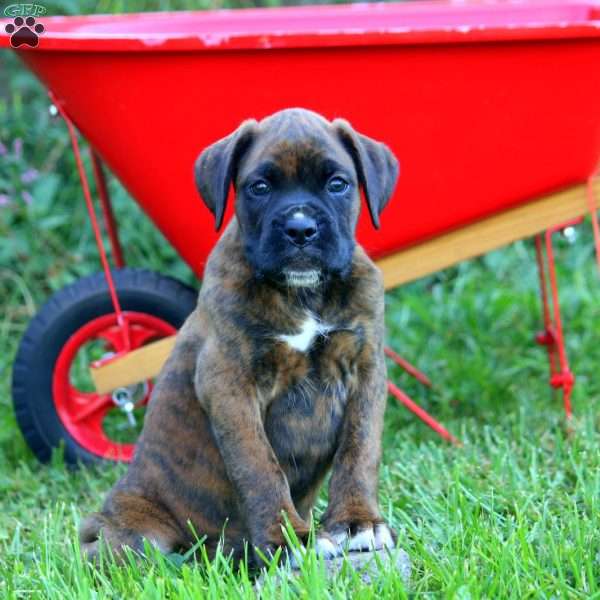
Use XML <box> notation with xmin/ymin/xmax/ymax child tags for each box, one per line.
<box><xmin>52</xmin><ymin>311</ymin><xmax>176</xmax><ymax>462</ymax></box>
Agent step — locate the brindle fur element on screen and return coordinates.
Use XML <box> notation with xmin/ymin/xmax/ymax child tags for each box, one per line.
<box><xmin>80</xmin><ymin>109</ymin><xmax>398</xmax><ymax>566</ymax></box>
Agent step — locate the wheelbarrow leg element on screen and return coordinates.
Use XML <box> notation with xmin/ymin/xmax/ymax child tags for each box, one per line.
<box><xmin>90</xmin><ymin>151</ymin><xmax>125</xmax><ymax>268</ymax></box>
<box><xmin>534</xmin><ymin>231</ymin><xmax>574</xmax><ymax>420</ymax></box>
<box><xmin>384</xmin><ymin>347</ymin><xmax>433</xmax><ymax>387</ymax></box>
<box><xmin>533</xmin><ymin>173</ymin><xmax>600</xmax><ymax>422</ymax></box>
<box><xmin>385</xmin><ymin>347</ymin><xmax>458</xmax><ymax>444</ymax></box>
<box><xmin>49</xmin><ymin>91</ymin><xmax>130</xmax><ymax>348</ymax></box>
<box><xmin>387</xmin><ymin>381</ymin><xmax>459</xmax><ymax>445</ymax></box>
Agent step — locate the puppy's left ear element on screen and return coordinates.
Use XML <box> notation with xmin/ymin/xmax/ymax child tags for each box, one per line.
<box><xmin>194</xmin><ymin>119</ymin><xmax>258</xmax><ymax>231</ymax></box>
<box><xmin>333</xmin><ymin>119</ymin><xmax>399</xmax><ymax>229</ymax></box>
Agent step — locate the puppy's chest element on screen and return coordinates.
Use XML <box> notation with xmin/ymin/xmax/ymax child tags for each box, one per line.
<box><xmin>255</xmin><ymin>315</ymin><xmax>364</xmax><ymax>403</ymax></box>
<box><xmin>256</xmin><ymin>316</ymin><xmax>364</xmax><ymax>469</ymax></box>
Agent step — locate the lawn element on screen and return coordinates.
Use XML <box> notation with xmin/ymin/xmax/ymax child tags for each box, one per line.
<box><xmin>2</xmin><ymin>2</ymin><xmax>600</xmax><ymax>597</ymax></box>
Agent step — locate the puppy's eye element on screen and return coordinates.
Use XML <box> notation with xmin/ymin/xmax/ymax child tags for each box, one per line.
<box><xmin>327</xmin><ymin>177</ymin><xmax>349</xmax><ymax>195</ymax></box>
<box><xmin>249</xmin><ymin>180</ymin><xmax>271</xmax><ymax>196</ymax></box>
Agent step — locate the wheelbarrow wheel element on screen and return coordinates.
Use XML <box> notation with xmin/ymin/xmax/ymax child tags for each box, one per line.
<box><xmin>12</xmin><ymin>268</ymin><xmax>197</xmax><ymax>466</ymax></box>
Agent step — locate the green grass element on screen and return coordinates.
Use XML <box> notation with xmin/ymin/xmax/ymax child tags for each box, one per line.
<box><xmin>2</xmin><ymin>2</ymin><xmax>600</xmax><ymax>597</ymax></box>
<box><xmin>3</xmin><ymin>238</ymin><xmax>600</xmax><ymax>599</ymax></box>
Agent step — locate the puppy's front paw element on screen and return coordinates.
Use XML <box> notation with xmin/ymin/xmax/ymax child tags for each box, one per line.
<box><xmin>288</xmin><ymin>533</ymin><xmax>341</xmax><ymax>568</ymax></box>
<box><xmin>329</xmin><ymin>522</ymin><xmax>396</xmax><ymax>552</ymax></box>
<box><xmin>315</xmin><ymin>534</ymin><xmax>342</xmax><ymax>558</ymax></box>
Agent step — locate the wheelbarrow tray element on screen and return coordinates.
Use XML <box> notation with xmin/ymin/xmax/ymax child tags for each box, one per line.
<box><xmin>2</xmin><ymin>1</ymin><xmax>600</xmax><ymax>275</ymax></box>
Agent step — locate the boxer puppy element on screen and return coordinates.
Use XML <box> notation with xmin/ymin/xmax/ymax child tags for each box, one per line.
<box><xmin>80</xmin><ymin>108</ymin><xmax>399</xmax><ymax>567</ymax></box>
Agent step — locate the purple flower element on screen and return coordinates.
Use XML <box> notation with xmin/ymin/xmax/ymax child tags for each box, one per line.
<box><xmin>0</xmin><ymin>194</ymin><xmax>10</xmax><ymax>206</ymax></box>
<box><xmin>22</xmin><ymin>191</ymin><xmax>33</xmax><ymax>205</ymax></box>
<box><xmin>0</xmin><ymin>141</ymin><xmax>7</xmax><ymax>156</ymax></box>
<box><xmin>21</xmin><ymin>168</ymin><xmax>39</xmax><ymax>184</ymax></box>
<box><xmin>13</xmin><ymin>138</ymin><xmax>23</xmax><ymax>157</ymax></box>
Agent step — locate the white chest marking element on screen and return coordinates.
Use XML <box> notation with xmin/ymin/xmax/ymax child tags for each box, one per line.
<box><xmin>278</xmin><ymin>314</ymin><xmax>332</xmax><ymax>352</ymax></box>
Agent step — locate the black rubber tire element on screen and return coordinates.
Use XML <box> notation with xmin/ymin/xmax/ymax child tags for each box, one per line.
<box><xmin>12</xmin><ymin>268</ymin><xmax>198</xmax><ymax>466</ymax></box>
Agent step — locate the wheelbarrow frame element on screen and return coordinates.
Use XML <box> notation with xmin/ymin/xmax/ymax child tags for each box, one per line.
<box><xmin>56</xmin><ymin>93</ymin><xmax>600</xmax><ymax>446</ymax></box>
<box><xmin>4</xmin><ymin>0</ymin><xmax>600</xmax><ymax>461</ymax></box>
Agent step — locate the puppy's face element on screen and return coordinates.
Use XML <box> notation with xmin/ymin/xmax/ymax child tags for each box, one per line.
<box><xmin>195</xmin><ymin>109</ymin><xmax>399</xmax><ymax>288</ymax></box>
<box><xmin>234</xmin><ymin>121</ymin><xmax>360</xmax><ymax>287</ymax></box>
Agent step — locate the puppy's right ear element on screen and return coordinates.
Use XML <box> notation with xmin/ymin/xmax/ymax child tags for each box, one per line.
<box><xmin>194</xmin><ymin>119</ymin><xmax>258</xmax><ymax>231</ymax></box>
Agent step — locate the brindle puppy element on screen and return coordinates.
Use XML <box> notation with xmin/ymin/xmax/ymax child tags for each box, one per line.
<box><xmin>80</xmin><ymin>108</ymin><xmax>399</xmax><ymax>566</ymax></box>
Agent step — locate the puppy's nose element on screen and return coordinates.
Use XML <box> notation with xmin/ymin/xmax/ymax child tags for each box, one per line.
<box><xmin>284</xmin><ymin>214</ymin><xmax>319</xmax><ymax>247</ymax></box>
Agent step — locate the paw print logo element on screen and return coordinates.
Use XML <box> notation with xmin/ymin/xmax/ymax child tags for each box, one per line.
<box><xmin>5</xmin><ymin>16</ymin><xmax>45</xmax><ymax>48</ymax></box>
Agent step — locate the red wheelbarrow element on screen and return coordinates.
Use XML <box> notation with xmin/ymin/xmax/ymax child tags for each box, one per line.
<box><xmin>2</xmin><ymin>1</ymin><xmax>600</xmax><ymax>464</ymax></box>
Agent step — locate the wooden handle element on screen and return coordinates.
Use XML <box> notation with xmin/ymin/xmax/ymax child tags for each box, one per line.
<box><xmin>90</xmin><ymin>180</ymin><xmax>599</xmax><ymax>393</ymax></box>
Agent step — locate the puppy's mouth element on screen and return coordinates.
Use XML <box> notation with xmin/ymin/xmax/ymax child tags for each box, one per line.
<box><xmin>283</xmin><ymin>269</ymin><xmax>322</xmax><ymax>288</ymax></box>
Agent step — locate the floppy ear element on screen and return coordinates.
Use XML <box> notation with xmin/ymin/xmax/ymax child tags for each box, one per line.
<box><xmin>194</xmin><ymin>119</ymin><xmax>258</xmax><ymax>231</ymax></box>
<box><xmin>333</xmin><ymin>119</ymin><xmax>399</xmax><ymax>229</ymax></box>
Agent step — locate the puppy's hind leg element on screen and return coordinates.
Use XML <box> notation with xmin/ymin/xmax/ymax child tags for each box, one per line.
<box><xmin>79</xmin><ymin>513</ymin><xmax>123</xmax><ymax>563</ymax></box>
<box><xmin>79</xmin><ymin>494</ymin><xmax>183</xmax><ymax>563</ymax></box>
